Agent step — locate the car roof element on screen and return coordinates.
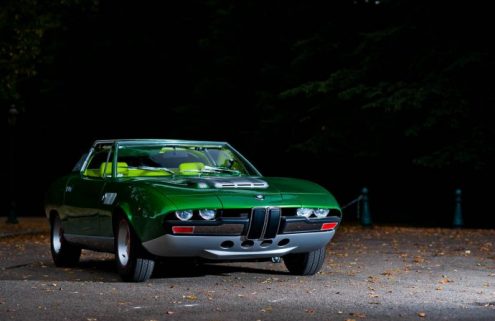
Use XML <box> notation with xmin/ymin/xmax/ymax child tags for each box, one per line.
<box><xmin>93</xmin><ymin>139</ymin><xmax>229</xmax><ymax>147</ymax></box>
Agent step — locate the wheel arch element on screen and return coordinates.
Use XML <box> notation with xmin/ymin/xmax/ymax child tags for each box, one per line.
<box><xmin>49</xmin><ymin>209</ymin><xmax>59</xmax><ymax>224</ymax></box>
<box><xmin>112</xmin><ymin>204</ymin><xmax>155</xmax><ymax>260</ymax></box>
<box><xmin>112</xmin><ymin>205</ymin><xmax>132</xmax><ymax>234</ymax></box>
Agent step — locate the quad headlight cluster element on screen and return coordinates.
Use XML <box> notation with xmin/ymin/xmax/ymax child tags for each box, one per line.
<box><xmin>175</xmin><ymin>209</ymin><xmax>217</xmax><ymax>221</ymax></box>
<box><xmin>297</xmin><ymin>208</ymin><xmax>330</xmax><ymax>218</ymax></box>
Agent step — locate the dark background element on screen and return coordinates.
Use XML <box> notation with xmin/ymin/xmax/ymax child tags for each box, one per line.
<box><xmin>2</xmin><ymin>0</ymin><xmax>494</xmax><ymax>227</ymax></box>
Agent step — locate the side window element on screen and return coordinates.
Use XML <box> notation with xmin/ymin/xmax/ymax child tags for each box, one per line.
<box><xmin>83</xmin><ymin>146</ymin><xmax>112</xmax><ymax>178</ymax></box>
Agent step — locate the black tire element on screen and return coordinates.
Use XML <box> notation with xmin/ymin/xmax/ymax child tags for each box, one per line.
<box><xmin>284</xmin><ymin>247</ymin><xmax>326</xmax><ymax>276</ymax></box>
<box><xmin>50</xmin><ymin>214</ymin><xmax>81</xmax><ymax>267</ymax></box>
<box><xmin>115</xmin><ymin>217</ymin><xmax>155</xmax><ymax>282</ymax></box>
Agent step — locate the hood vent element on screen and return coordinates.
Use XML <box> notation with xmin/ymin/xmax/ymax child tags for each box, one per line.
<box><xmin>212</xmin><ymin>178</ymin><xmax>269</xmax><ymax>189</ymax></box>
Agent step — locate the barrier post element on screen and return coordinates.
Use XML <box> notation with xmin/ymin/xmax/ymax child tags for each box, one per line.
<box><xmin>452</xmin><ymin>188</ymin><xmax>463</xmax><ymax>228</ymax></box>
<box><xmin>360</xmin><ymin>187</ymin><xmax>372</xmax><ymax>227</ymax></box>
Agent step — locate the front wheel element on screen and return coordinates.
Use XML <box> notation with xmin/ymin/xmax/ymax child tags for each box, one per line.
<box><xmin>50</xmin><ymin>214</ymin><xmax>81</xmax><ymax>267</ymax></box>
<box><xmin>284</xmin><ymin>247</ymin><xmax>326</xmax><ymax>276</ymax></box>
<box><xmin>115</xmin><ymin>217</ymin><xmax>155</xmax><ymax>282</ymax></box>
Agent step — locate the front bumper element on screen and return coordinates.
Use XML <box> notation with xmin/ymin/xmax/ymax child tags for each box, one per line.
<box><xmin>142</xmin><ymin>230</ymin><xmax>335</xmax><ymax>260</ymax></box>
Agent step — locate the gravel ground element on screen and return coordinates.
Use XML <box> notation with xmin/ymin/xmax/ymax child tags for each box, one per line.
<box><xmin>0</xmin><ymin>218</ymin><xmax>494</xmax><ymax>321</ymax></box>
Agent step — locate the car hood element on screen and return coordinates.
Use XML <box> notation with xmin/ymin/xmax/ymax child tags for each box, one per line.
<box><xmin>127</xmin><ymin>176</ymin><xmax>339</xmax><ymax>209</ymax></box>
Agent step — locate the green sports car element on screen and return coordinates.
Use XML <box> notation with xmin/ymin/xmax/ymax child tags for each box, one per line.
<box><xmin>45</xmin><ymin>139</ymin><xmax>341</xmax><ymax>281</ymax></box>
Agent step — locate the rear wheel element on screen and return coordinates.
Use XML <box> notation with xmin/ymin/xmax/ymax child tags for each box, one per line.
<box><xmin>50</xmin><ymin>214</ymin><xmax>81</xmax><ymax>267</ymax></box>
<box><xmin>115</xmin><ymin>217</ymin><xmax>155</xmax><ymax>282</ymax></box>
<box><xmin>284</xmin><ymin>247</ymin><xmax>326</xmax><ymax>276</ymax></box>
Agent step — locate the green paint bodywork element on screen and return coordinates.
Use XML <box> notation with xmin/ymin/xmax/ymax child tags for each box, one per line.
<box><xmin>45</xmin><ymin>139</ymin><xmax>340</xmax><ymax>245</ymax></box>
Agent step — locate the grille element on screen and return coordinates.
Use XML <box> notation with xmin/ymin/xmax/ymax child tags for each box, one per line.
<box><xmin>246</xmin><ymin>207</ymin><xmax>281</xmax><ymax>240</ymax></box>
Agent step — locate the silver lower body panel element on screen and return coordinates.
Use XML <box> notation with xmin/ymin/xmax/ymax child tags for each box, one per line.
<box><xmin>142</xmin><ymin>231</ymin><xmax>335</xmax><ymax>260</ymax></box>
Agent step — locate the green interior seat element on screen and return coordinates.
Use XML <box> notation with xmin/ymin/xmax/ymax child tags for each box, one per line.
<box><xmin>127</xmin><ymin>169</ymin><xmax>171</xmax><ymax>176</ymax></box>
<box><xmin>100</xmin><ymin>162</ymin><xmax>129</xmax><ymax>177</ymax></box>
<box><xmin>179</xmin><ymin>162</ymin><xmax>205</xmax><ymax>175</ymax></box>
<box><xmin>83</xmin><ymin>169</ymin><xmax>100</xmax><ymax>177</ymax></box>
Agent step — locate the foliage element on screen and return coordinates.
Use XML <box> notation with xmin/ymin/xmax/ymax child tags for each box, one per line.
<box><xmin>0</xmin><ymin>0</ymin><xmax>98</xmax><ymax>113</ymax></box>
<box><xmin>269</xmin><ymin>1</ymin><xmax>495</xmax><ymax>170</ymax></box>
<box><xmin>1</xmin><ymin>0</ymin><xmax>493</xmax><ymax>173</ymax></box>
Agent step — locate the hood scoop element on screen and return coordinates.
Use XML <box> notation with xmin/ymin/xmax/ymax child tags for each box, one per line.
<box><xmin>191</xmin><ymin>177</ymin><xmax>269</xmax><ymax>189</ymax></box>
<box><xmin>150</xmin><ymin>177</ymin><xmax>269</xmax><ymax>190</ymax></box>
<box><xmin>213</xmin><ymin>178</ymin><xmax>268</xmax><ymax>189</ymax></box>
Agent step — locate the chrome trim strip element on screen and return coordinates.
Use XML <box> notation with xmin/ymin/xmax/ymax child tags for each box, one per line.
<box><xmin>205</xmin><ymin>247</ymin><xmax>296</xmax><ymax>258</ymax></box>
<box><xmin>80</xmin><ymin>147</ymin><xmax>95</xmax><ymax>174</ymax></box>
<box><xmin>259</xmin><ymin>207</ymin><xmax>270</xmax><ymax>240</ymax></box>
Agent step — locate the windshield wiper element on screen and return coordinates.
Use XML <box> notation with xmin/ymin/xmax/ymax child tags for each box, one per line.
<box><xmin>201</xmin><ymin>165</ymin><xmax>241</xmax><ymax>176</ymax></box>
<box><xmin>134</xmin><ymin>166</ymin><xmax>175</xmax><ymax>176</ymax></box>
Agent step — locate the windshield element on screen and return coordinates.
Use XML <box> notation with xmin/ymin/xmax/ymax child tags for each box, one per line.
<box><xmin>115</xmin><ymin>143</ymin><xmax>258</xmax><ymax>177</ymax></box>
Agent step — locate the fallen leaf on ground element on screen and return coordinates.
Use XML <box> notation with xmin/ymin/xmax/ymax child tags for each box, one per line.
<box><xmin>350</xmin><ymin>312</ymin><xmax>366</xmax><ymax>318</ymax></box>
<box><xmin>260</xmin><ymin>306</ymin><xmax>272</xmax><ymax>313</ymax></box>
<box><xmin>367</xmin><ymin>276</ymin><xmax>379</xmax><ymax>283</ymax></box>
<box><xmin>413</xmin><ymin>256</ymin><xmax>425</xmax><ymax>263</ymax></box>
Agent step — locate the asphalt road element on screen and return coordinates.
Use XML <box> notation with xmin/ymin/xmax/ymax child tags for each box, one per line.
<box><xmin>1</xmin><ymin>219</ymin><xmax>494</xmax><ymax>321</ymax></box>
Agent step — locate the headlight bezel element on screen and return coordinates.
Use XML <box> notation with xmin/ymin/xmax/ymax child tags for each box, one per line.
<box><xmin>297</xmin><ymin>207</ymin><xmax>331</xmax><ymax>219</ymax></box>
<box><xmin>297</xmin><ymin>208</ymin><xmax>314</xmax><ymax>218</ymax></box>
<box><xmin>314</xmin><ymin>208</ymin><xmax>330</xmax><ymax>218</ymax></box>
<box><xmin>198</xmin><ymin>209</ymin><xmax>216</xmax><ymax>220</ymax></box>
<box><xmin>175</xmin><ymin>209</ymin><xmax>193</xmax><ymax>221</ymax></box>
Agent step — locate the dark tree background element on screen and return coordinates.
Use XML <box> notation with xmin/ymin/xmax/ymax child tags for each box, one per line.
<box><xmin>1</xmin><ymin>0</ymin><xmax>494</xmax><ymax>226</ymax></box>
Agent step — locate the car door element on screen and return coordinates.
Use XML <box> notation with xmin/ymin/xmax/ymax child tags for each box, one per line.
<box><xmin>63</xmin><ymin>144</ymin><xmax>112</xmax><ymax>237</ymax></box>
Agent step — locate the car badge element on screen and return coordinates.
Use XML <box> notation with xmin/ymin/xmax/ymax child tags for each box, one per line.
<box><xmin>255</xmin><ymin>194</ymin><xmax>265</xmax><ymax>200</ymax></box>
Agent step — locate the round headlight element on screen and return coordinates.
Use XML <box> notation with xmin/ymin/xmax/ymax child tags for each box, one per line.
<box><xmin>175</xmin><ymin>210</ymin><xmax>193</xmax><ymax>221</ymax></box>
<box><xmin>297</xmin><ymin>208</ymin><xmax>314</xmax><ymax>218</ymax></box>
<box><xmin>199</xmin><ymin>209</ymin><xmax>216</xmax><ymax>220</ymax></box>
<box><xmin>314</xmin><ymin>208</ymin><xmax>330</xmax><ymax>218</ymax></box>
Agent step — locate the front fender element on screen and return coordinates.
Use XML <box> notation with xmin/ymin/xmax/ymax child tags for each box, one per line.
<box><xmin>115</xmin><ymin>183</ymin><xmax>178</xmax><ymax>242</ymax></box>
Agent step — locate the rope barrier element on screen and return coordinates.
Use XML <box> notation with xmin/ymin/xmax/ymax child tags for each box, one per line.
<box><xmin>340</xmin><ymin>188</ymin><xmax>372</xmax><ymax>226</ymax></box>
<box><xmin>341</xmin><ymin>195</ymin><xmax>363</xmax><ymax>210</ymax></box>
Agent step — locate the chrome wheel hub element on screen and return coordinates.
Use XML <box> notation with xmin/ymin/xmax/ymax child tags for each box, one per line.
<box><xmin>117</xmin><ymin>220</ymin><xmax>131</xmax><ymax>266</ymax></box>
<box><xmin>52</xmin><ymin>217</ymin><xmax>62</xmax><ymax>254</ymax></box>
